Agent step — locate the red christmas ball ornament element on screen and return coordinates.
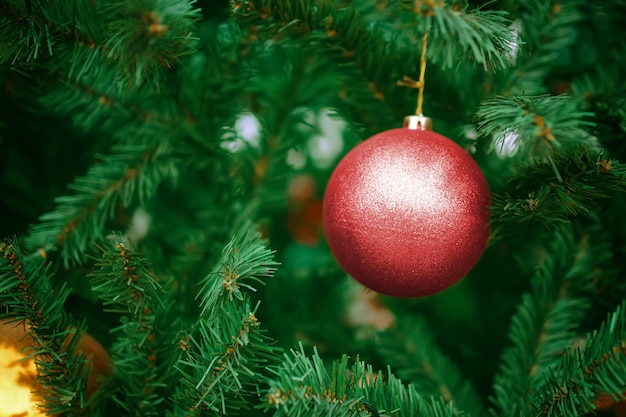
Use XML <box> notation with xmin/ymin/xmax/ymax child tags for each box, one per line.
<box><xmin>323</xmin><ymin>116</ymin><xmax>491</xmax><ymax>297</ymax></box>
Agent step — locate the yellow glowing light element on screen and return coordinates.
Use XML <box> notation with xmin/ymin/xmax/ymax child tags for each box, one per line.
<box><xmin>0</xmin><ymin>342</ymin><xmax>45</xmax><ymax>417</ymax></box>
<box><xmin>0</xmin><ymin>319</ymin><xmax>112</xmax><ymax>416</ymax></box>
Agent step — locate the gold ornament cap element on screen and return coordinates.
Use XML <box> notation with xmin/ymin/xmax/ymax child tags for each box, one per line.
<box><xmin>404</xmin><ymin>115</ymin><xmax>433</xmax><ymax>131</ymax></box>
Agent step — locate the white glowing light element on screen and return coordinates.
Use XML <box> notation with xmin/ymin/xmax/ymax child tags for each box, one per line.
<box><xmin>495</xmin><ymin>130</ymin><xmax>521</xmax><ymax>157</ymax></box>
<box><xmin>464</xmin><ymin>125</ymin><xmax>478</xmax><ymax>154</ymax></box>
<box><xmin>127</xmin><ymin>207</ymin><xmax>151</xmax><ymax>245</ymax></box>
<box><xmin>464</xmin><ymin>125</ymin><xmax>477</xmax><ymax>141</ymax></box>
<box><xmin>308</xmin><ymin>135</ymin><xmax>343</xmax><ymax>169</ymax></box>
<box><xmin>286</xmin><ymin>148</ymin><xmax>306</xmax><ymax>169</ymax></box>
<box><xmin>236</xmin><ymin>113</ymin><xmax>261</xmax><ymax>143</ymax></box>
<box><xmin>307</xmin><ymin>108</ymin><xmax>345</xmax><ymax>169</ymax></box>
<box><xmin>222</xmin><ymin>112</ymin><xmax>262</xmax><ymax>153</ymax></box>
<box><xmin>506</xmin><ymin>22</ymin><xmax>521</xmax><ymax>65</ymax></box>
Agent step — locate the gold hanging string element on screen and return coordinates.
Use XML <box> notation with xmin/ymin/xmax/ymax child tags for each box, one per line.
<box><xmin>397</xmin><ymin>33</ymin><xmax>429</xmax><ymax>116</ymax></box>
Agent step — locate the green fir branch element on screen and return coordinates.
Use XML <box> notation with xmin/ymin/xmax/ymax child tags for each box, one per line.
<box><xmin>0</xmin><ymin>239</ymin><xmax>92</xmax><ymax>416</ymax></box>
<box><xmin>25</xmin><ymin>140</ymin><xmax>180</xmax><ymax>265</ymax></box>
<box><xmin>233</xmin><ymin>0</ymin><xmax>514</xmax><ymax>132</ymax></box>
<box><xmin>104</xmin><ymin>0</ymin><xmax>201</xmax><ymax>89</ymax></box>
<box><xmin>263</xmin><ymin>343</ymin><xmax>461</xmax><ymax>417</ymax></box>
<box><xmin>57</xmin><ymin>2</ymin><xmax>109</xmax><ymax>81</ymax></box>
<box><xmin>491</xmin><ymin>187</ymin><xmax>569</xmax><ymax>228</ymax></box>
<box><xmin>377</xmin><ymin>316</ymin><xmax>486</xmax><ymax>417</ymax></box>
<box><xmin>426</xmin><ymin>3</ymin><xmax>515</xmax><ymax>71</ymax></box>
<box><xmin>172</xmin><ymin>303</ymin><xmax>280</xmax><ymax>415</ymax></box>
<box><xmin>40</xmin><ymin>77</ymin><xmax>171</xmax><ymax>136</ymax></box>
<box><xmin>514</xmin><ymin>0</ymin><xmax>584</xmax><ymax>54</ymax></box>
<box><xmin>67</xmin><ymin>46</ymin><xmax>124</xmax><ymax>93</ymax></box>
<box><xmin>171</xmin><ymin>225</ymin><xmax>280</xmax><ymax>415</ymax></box>
<box><xmin>90</xmin><ymin>236</ymin><xmax>166</xmax><ymax>416</ymax></box>
<box><xmin>240</xmin><ymin>0</ymin><xmax>334</xmax><ymax>31</ymax></box>
<box><xmin>236</xmin><ymin>40</ymin><xmax>349</xmax><ymax>208</ymax></box>
<box><xmin>571</xmin><ymin>67</ymin><xmax>625</xmax><ymax>111</ymax></box>
<box><xmin>247</xmin><ymin>2</ymin><xmax>403</xmax><ymax>135</ymax></box>
<box><xmin>532</xmin><ymin>301</ymin><xmax>626</xmax><ymax>417</ymax></box>
<box><xmin>581</xmin><ymin>304</ymin><xmax>626</xmax><ymax>404</ymax></box>
<box><xmin>571</xmin><ymin>68</ymin><xmax>626</xmax><ymax>152</ymax></box>
<box><xmin>477</xmin><ymin>94</ymin><xmax>594</xmax><ymax>163</ymax></box>
<box><xmin>503</xmin><ymin>0</ymin><xmax>585</xmax><ymax>93</ymax></box>
<box><xmin>179</xmin><ymin>35</ymin><xmax>246</xmax><ymax>141</ymax></box>
<box><xmin>490</xmin><ymin>145</ymin><xmax>626</xmax><ymax>229</ymax></box>
<box><xmin>489</xmin><ymin>226</ymin><xmax>607</xmax><ymax>417</ymax></box>
<box><xmin>198</xmin><ymin>225</ymin><xmax>278</xmax><ymax>313</ymax></box>
<box><xmin>0</xmin><ymin>0</ymin><xmax>199</xmax><ymax>88</ymax></box>
<box><xmin>62</xmin><ymin>0</ymin><xmax>201</xmax><ymax>90</ymax></box>
<box><xmin>325</xmin><ymin>4</ymin><xmax>406</xmax><ymax>130</ymax></box>
<box><xmin>0</xmin><ymin>0</ymin><xmax>69</xmax><ymax>65</ymax></box>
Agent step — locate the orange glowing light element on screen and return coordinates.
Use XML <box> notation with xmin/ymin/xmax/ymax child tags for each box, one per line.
<box><xmin>0</xmin><ymin>321</ymin><xmax>45</xmax><ymax>417</ymax></box>
<box><xmin>0</xmin><ymin>319</ymin><xmax>112</xmax><ymax>416</ymax></box>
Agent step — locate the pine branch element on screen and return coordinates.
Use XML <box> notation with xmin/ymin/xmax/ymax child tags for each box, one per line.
<box><xmin>0</xmin><ymin>0</ymin><xmax>72</xmax><ymax>65</ymax></box>
<box><xmin>104</xmin><ymin>0</ymin><xmax>201</xmax><ymax>89</ymax></box>
<box><xmin>171</xmin><ymin>225</ymin><xmax>281</xmax><ymax>415</ymax></box>
<box><xmin>179</xmin><ymin>32</ymin><xmax>247</xmax><ymax>140</ymax></box>
<box><xmin>0</xmin><ymin>0</ymin><xmax>199</xmax><ymax>88</ymax></box>
<box><xmin>572</xmin><ymin>67</ymin><xmax>625</xmax><ymax>112</ymax></box>
<box><xmin>0</xmin><ymin>239</ymin><xmax>92</xmax><ymax>416</ymax></box>
<box><xmin>172</xmin><ymin>304</ymin><xmax>280</xmax><ymax>415</ymax></box>
<box><xmin>582</xmin><ymin>305</ymin><xmax>626</xmax><ymax>403</ymax></box>
<box><xmin>489</xmin><ymin>226</ymin><xmax>608</xmax><ymax>417</ymax></box>
<box><xmin>198</xmin><ymin>225</ymin><xmax>279</xmax><ymax>313</ymax></box>
<box><xmin>490</xmin><ymin>145</ymin><xmax>626</xmax><ymax>229</ymax></box>
<box><xmin>244</xmin><ymin>0</ymin><xmax>334</xmax><ymax>31</ymax></box>
<box><xmin>259</xmin><ymin>10</ymin><xmax>409</xmax><ymax>139</ymax></box>
<box><xmin>89</xmin><ymin>236</ymin><xmax>166</xmax><ymax>416</ymax></box>
<box><xmin>25</xmin><ymin>140</ymin><xmax>180</xmax><ymax>265</ymax></box>
<box><xmin>502</xmin><ymin>0</ymin><xmax>585</xmax><ymax>93</ymax></box>
<box><xmin>323</xmin><ymin>5</ymin><xmax>399</xmax><ymax>130</ymax></box>
<box><xmin>41</xmin><ymin>77</ymin><xmax>172</xmax><ymax>135</ymax></box>
<box><xmin>233</xmin><ymin>0</ymin><xmax>514</xmax><ymax>132</ymax></box>
<box><xmin>377</xmin><ymin>316</ymin><xmax>486</xmax><ymax>417</ymax></box>
<box><xmin>262</xmin><ymin>343</ymin><xmax>461</xmax><ymax>417</ymax></box>
<box><xmin>532</xmin><ymin>301</ymin><xmax>626</xmax><ymax>417</ymax></box>
<box><xmin>571</xmin><ymin>68</ymin><xmax>626</xmax><ymax>156</ymax></box>
<box><xmin>233</xmin><ymin>39</ymin><xmax>351</xmax><ymax>208</ymax></box>
<box><xmin>426</xmin><ymin>2</ymin><xmax>515</xmax><ymax>70</ymax></box>
<box><xmin>477</xmin><ymin>94</ymin><xmax>594</xmax><ymax>163</ymax></box>
<box><xmin>514</xmin><ymin>0</ymin><xmax>584</xmax><ymax>53</ymax></box>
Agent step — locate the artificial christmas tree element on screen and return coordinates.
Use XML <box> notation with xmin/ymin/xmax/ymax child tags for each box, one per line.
<box><xmin>1</xmin><ymin>0</ymin><xmax>626</xmax><ymax>416</ymax></box>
